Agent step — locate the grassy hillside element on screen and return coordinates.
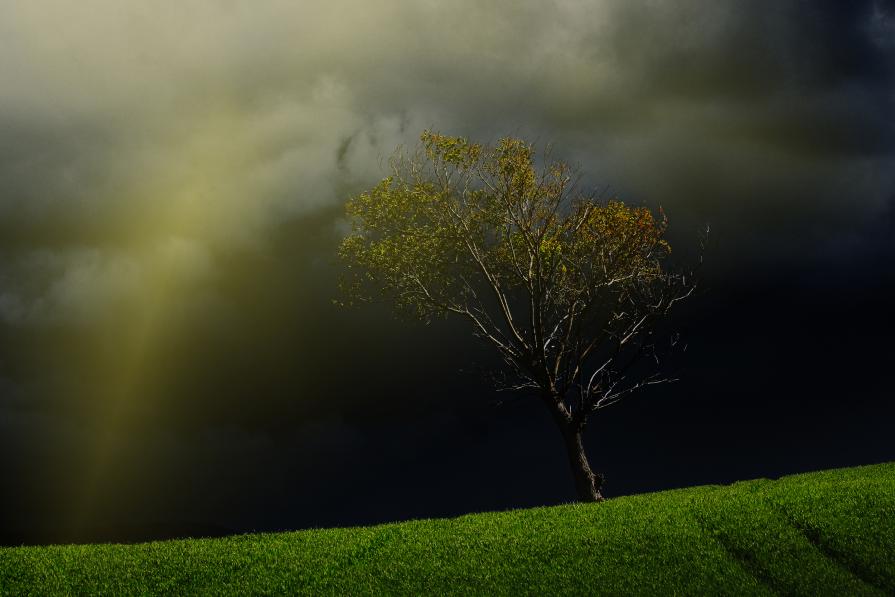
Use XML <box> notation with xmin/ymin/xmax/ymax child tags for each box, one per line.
<box><xmin>2</xmin><ymin>463</ymin><xmax>893</xmax><ymax>595</ymax></box>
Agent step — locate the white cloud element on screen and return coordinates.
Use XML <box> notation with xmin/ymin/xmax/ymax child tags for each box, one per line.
<box><xmin>0</xmin><ymin>249</ymin><xmax>142</xmax><ymax>326</ymax></box>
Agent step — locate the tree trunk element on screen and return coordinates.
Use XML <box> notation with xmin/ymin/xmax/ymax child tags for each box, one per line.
<box><xmin>542</xmin><ymin>393</ymin><xmax>604</xmax><ymax>502</ymax></box>
<box><xmin>560</xmin><ymin>425</ymin><xmax>604</xmax><ymax>502</ymax></box>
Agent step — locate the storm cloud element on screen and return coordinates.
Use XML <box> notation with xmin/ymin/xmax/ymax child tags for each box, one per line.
<box><xmin>2</xmin><ymin>1</ymin><xmax>893</xmax><ymax>295</ymax></box>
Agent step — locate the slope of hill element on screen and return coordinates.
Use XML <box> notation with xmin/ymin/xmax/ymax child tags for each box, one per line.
<box><xmin>2</xmin><ymin>462</ymin><xmax>893</xmax><ymax>595</ymax></box>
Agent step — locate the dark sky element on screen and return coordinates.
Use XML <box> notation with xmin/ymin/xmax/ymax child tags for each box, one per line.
<box><xmin>1</xmin><ymin>0</ymin><xmax>894</xmax><ymax>544</ymax></box>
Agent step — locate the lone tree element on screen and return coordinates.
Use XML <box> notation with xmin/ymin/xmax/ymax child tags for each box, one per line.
<box><xmin>338</xmin><ymin>131</ymin><xmax>698</xmax><ymax>502</ymax></box>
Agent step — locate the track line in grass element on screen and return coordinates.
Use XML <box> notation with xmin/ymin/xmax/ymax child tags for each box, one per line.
<box><xmin>708</xmin><ymin>535</ymin><xmax>782</xmax><ymax>595</ymax></box>
<box><xmin>769</xmin><ymin>500</ymin><xmax>892</xmax><ymax>595</ymax></box>
<box><xmin>689</xmin><ymin>498</ymin><xmax>782</xmax><ymax>595</ymax></box>
<box><xmin>690</xmin><ymin>483</ymin><xmax>886</xmax><ymax>597</ymax></box>
<box><xmin>765</xmin><ymin>466</ymin><xmax>895</xmax><ymax>594</ymax></box>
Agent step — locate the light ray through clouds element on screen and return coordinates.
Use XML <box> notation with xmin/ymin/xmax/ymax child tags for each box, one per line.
<box><xmin>67</xmin><ymin>109</ymin><xmax>242</xmax><ymax>530</ymax></box>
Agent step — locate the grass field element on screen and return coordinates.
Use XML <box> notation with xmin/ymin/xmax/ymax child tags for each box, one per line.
<box><xmin>1</xmin><ymin>462</ymin><xmax>893</xmax><ymax>595</ymax></box>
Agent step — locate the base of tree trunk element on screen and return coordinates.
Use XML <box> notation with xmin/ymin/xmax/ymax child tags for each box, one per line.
<box><xmin>562</xmin><ymin>426</ymin><xmax>604</xmax><ymax>502</ymax></box>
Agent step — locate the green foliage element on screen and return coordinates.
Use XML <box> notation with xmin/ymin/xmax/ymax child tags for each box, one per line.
<box><xmin>2</xmin><ymin>463</ymin><xmax>893</xmax><ymax>595</ymax></box>
<box><xmin>338</xmin><ymin>131</ymin><xmax>671</xmax><ymax>325</ymax></box>
<box><xmin>339</xmin><ymin>131</ymin><xmax>698</xmax><ymax>454</ymax></box>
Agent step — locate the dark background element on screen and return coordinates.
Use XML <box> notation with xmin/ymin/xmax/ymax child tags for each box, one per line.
<box><xmin>1</xmin><ymin>0</ymin><xmax>893</xmax><ymax>544</ymax></box>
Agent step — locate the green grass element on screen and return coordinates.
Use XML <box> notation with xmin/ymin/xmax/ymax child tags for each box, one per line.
<box><xmin>2</xmin><ymin>463</ymin><xmax>893</xmax><ymax>595</ymax></box>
